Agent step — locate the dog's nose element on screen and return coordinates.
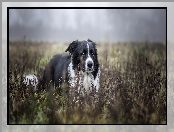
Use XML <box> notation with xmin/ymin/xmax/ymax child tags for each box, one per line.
<box><xmin>87</xmin><ymin>61</ymin><xmax>93</xmax><ymax>68</ymax></box>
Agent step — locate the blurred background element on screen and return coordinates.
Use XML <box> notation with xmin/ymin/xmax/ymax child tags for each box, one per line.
<box><xmin>9</xmin><ymin>9</ymin><xmax>166</xmax><ymax>43</ymax></box>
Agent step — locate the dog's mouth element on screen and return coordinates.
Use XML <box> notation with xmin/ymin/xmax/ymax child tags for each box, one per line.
<box><xmin>82</xmin><ymin>67</ymin><xmax>94</xmax><ymax>73</ymax></box>
<box><xmin>85</xmin><ymin>68</ymin><xmax>94</xmax><ymax>73</ymax></box>
<box><xmin>78</xmin><ymin>64</ymin><xmax>94</xmax><ymax>72</ymax></box>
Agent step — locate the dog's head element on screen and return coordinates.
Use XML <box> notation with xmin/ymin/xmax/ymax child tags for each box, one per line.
<box><xmin>65</xmin><ymin>39</ymin><xmax>99</xmax><ymax>73</ymax></box>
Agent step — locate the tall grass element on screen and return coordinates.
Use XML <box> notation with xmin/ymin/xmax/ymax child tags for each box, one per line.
<box><xmin>8</xmin><ymin>41</ymin><xmax>166</xmax><ymax>124</ymax></box>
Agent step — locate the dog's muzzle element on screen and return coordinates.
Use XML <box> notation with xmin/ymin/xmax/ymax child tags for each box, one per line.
<box><xmin>86</xmin><ymin>61</ymin><xmax>94</xmax><ymax>72</ymax></box>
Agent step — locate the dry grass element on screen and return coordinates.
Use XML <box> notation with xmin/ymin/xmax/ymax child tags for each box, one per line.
<box><xmin>8</xmin><ymin>40</ymin><xmax>166</xmax><ymax>124</ymax></box>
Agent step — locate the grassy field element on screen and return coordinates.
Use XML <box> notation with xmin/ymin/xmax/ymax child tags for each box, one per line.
<box><xmin>8</xmin><ymin>40</ymin><xmax>166</xmax><ymax>124</ymax></box>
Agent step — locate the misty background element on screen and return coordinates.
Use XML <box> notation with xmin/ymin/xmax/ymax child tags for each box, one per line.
<box><xmin>9</xmin><ymin>9</ymin><xmax>166</xmax><ymax>43</ymax></box>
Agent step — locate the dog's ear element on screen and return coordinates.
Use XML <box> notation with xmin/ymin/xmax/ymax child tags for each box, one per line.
<box><xmin>65</xmin><ymin>40</ymin><xmax>78</xmax><ymax>54</ymax></box>
<box><xmin>88</xmin><ymin>38</ymin><xmax>97</xmax><ymax>47</ymax></box>
<box><xmin>87</xmin><ymin>39</ymin><xmax>93</xmax><ymax>42</ymax></box>
<box><xmin>87</xmin><ymin>39</ymin><xmax>96</xmax><ymax>45</ymax></box>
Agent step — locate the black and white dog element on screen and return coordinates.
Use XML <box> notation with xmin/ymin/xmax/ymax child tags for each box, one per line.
<box><xmin>23</xmin><ymin>39</ymin><xmax>100</xmax><ymax>94</ymax></box>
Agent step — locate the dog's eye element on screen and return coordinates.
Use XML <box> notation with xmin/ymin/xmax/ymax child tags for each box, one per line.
<box><xmin>81</xmin><ymin>50</ymin><xmax>86</xmax><ymax>56</ymax></box>
<box><xmin>90</xmin><ymin>51</ymin><xmax>95</xmax><ymax>56</ymax></box>
<box><xmin>90</xmin><ymin>50</ymin><xmax>94</xmax><ymax>55</ymax></box>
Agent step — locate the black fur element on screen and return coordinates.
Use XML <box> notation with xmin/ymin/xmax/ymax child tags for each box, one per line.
<box><xmin>40</xmin><ymin>39</ymin><xmax>99</xmax><ymax>89</ymax></box>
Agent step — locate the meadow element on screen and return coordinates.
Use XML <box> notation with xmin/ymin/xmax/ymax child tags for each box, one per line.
<box><xmin>8</xmin><ymin>40</ymin><xmax>166</xmax><ymax>124</ymax></box>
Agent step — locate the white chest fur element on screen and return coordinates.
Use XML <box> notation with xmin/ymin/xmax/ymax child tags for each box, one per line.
<box><xmin>68</xmin><ymin>62</ymin><xmax>100</xmax><ymax>95</ymax></box>
<box><xmin>80</xmin><ymin>72</ymin><xmax>94</xmax><ymax>95</ymax></box>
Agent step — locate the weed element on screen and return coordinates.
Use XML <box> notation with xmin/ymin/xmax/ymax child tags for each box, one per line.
<box><xmin>8</xmin><ymin>41</ymin><xmax>166</xmax><ymax>124</ymax></box>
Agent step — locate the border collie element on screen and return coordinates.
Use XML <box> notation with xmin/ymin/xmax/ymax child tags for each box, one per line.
<box><xmin>23</xmin><ymin>39</ymin><xmax>100</xmax><ymax>95</ymax></box>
